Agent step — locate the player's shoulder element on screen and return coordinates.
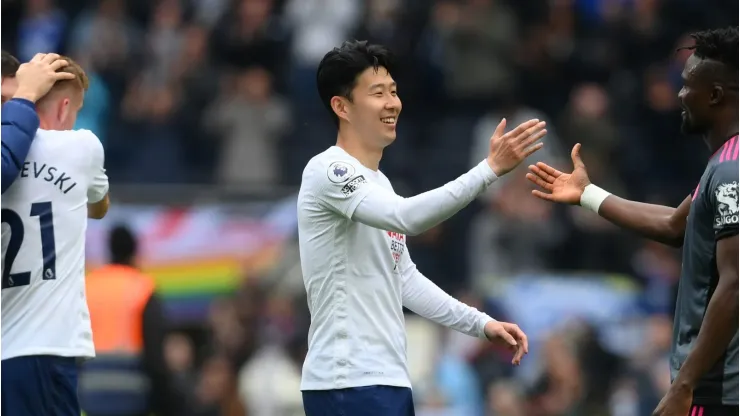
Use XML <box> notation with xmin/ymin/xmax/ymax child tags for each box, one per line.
<box><xmin>35</xmin><ymin>129</ymin><xmax>102</xmax><ymax>152</ymax></box>
<box><xmin>709</xmin><ymin>136</ymin><xmax>738</xmax><ymax>166</ymax></box>
<box><xmin>709</xmin><ymin>152</ymin><xmax>739</xmax><ymax>182</ymax></box>
<box><xmin>376</xmin><ymin>169</ymin><xmax>392</xmax><ymax>187</ymax></box>
<box><xmin>302</xmin><ymin>146</ymin><xmax>362</xmax><ymax>187</ymax></box>
<box><xmin>705</xmin><ymin>149</ymin><xmax>738</xmax><ymax>204</ymax></box>
<box><xmin>37</xmin><ymin>128</ymin><xmax>98</xmax><ymax>141</ymax></box>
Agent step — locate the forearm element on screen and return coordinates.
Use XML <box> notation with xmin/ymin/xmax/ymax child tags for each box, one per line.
<box><xmin>1</xmin><ymin>99</ymin><xmax>39</xmax><ymax>193</ymax></box>
<box><xmin>675</xmin><ymin>276</ymin><xmax>739</xmax><ymax>388</ymax></box>
<box><xmin>87</xmin><ymin>193</ymin><xmax>110</xmax><ymax>219</ymax></box>
<box><xmin>352</xmin><ymin>160</ymin><xmax>497</xmax><ymax>235</ymax></box>
<box><xmin>592</xmin><ymin>192</ymin><xmax>686</xmax><ymax>247</ymax></box>
<box><xmin>401</xmin><ymin>266</ymin><xmax>493</xmax><ymax>339</ymax></box>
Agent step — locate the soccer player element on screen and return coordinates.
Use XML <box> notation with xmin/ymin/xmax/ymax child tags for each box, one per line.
<box><xmin>1</xmin><ymin>56</ymin><xmax>110</xmax><ymax>416</ymax></box>
<box><xmin>298</xmin><ymin>40</ymin><xmax>546</xmax><ymax>416</ymax></box>
<box><xmin>2</xmin><ymin>52</ymin><xmax>76</xmax><ymax>192</ymax></box>
<box><xmin>526</xmin><ymin>27</ymin><xmax>738</xmax><ymax>416</ymax></box>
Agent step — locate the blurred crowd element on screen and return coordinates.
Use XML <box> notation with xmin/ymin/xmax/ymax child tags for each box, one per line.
<box><xmin>2</xmin><ymin>0</ymin><xmax>738</xmax><ymax>414</ymax></box>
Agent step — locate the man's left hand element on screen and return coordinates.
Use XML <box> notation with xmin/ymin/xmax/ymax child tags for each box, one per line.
<box><xmin>483</xmin><ymin>320</ymin><xmax>528</xmax><ymax>365</ymax></box>
<box><xmin>652</xmin><ymin>384</ymin><xmax>693</xmax><ymax>416</ymax></box>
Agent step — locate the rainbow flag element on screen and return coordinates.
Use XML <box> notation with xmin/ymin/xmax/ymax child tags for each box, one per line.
<box><xmin>85</xmin><ymin>198</ymin><xmax>298</xmax><ymax>322</ymax></box>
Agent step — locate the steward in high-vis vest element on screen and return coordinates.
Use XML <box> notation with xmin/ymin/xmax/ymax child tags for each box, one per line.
<box><xmin>80</xmin><ymin>225</ymin><xmax>178</xmax><ymax>416</ymax></box>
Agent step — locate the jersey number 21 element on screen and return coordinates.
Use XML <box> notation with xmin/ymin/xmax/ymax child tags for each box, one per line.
<box><xmin>2</xmin><ymin>202</ymin><xmax>56</xmax><ymax>289</ymax></box>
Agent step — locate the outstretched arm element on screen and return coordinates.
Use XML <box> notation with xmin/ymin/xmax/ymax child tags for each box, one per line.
<box><xmin>312</xmin><ymin>118</ymin><xmax>546</xmax><ymax>236</ymax></box>
<box><xmin>350</xmin><ymin>160</ymin><xmax>497</xmax><ymax>235</ymax></box>
<box><xmin>594</xmin><ymin>193</ymin><xmax>690</xmax><ymax>247</ymax></box>
<box><xmin>527</xmin><ymin>143</ymin><xmax>689</xmax><ymax>247</ymax></box>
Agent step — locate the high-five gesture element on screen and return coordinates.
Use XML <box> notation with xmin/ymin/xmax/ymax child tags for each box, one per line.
<box><xmin>526</xmin><ymin>143</ymin><xmax>592</xmax><ymax>205</ymax></box>
<box><xmin>487</xmin><ymin>118</ymin><xmax>547</xmax><ymax>176</ymax></box>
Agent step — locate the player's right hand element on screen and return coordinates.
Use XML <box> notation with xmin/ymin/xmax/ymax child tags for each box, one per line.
<box><xmin>13</xmin><ymin>53</ymin><xmax>76</xmax><ymax>103</ymax></box>
<box><xmin>526</xmin><ymin>143</ymin><xmax>591</xmax><ymax>205</ymax></box>
<box><xmin>487</xmin><ymin>118</ymin><xmax>547</xmax><ymax>176</ymax></box>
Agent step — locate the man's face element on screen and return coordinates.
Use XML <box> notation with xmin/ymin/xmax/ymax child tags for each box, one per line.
<box><xmin>1</xmin><ymin>76</ymin><xmax>18</xmax><ymax>103</ymax></box>
<box><xmin>678</xmin><ymin>54</ymin><xmax>713</xmax><ymax>135</ymax></box>
<box><xmin>345</xmin><ymin>66</ymin><xmax>402</xmax><ymax>147</ymax></box>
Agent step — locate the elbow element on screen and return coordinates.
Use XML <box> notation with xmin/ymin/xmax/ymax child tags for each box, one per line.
<box><xmin>389</xmin><ymin>205</ymin><xmax>425</xmax><ymax>236</ymax></box>
<box><xmin>386</xmin><ymin>224</ymin><xmax>422</xmax><ymax>237</ymax></box>
<box><xmin>404</xmin><ymin>225</ymin><xmax>424</xmax><ymax>237</ymax></box>
<box><xmin>399</xmin><ymin>216</ymin><xmax>431</xmax><ymax>236</ymax></box>
<box><xmin>88</xmin><ymin>210</ymin><xmax>107</xmax><ymax>220</ymax></box>
<box><xmin>1</xmin><ymin>172</ymin><xmax>13</xmax><ymax>194</ymax></box>
<box><xmin>664</xmin><ymin>218</ymin><xmax>685</xmax><ymax>248</ymax></box>
<box><xmin>666</xmin><ymin>234</ymin><xmax>684</xmax><ymax>248</ymax></box>
<box><xmin>725</xmin><ymin>273</ymin><xmax>739</xmax><ymax>297</ymax></box>
<box><xmin>717</xmin><ymin>274</ymin><xmax>739</xmax><ymax>311</ymax></box>
<box><xmin>88</xmin><ymin>195</ymin><xmax>110</xmax><ymax>219</ymax></box>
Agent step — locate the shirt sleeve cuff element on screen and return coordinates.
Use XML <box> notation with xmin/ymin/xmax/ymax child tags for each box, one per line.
<box><xmin>478</xmin><ymin>315</ymin><xmax>495</xmax><ymax>340</ymax></box>
<box><xmin>88</xmin><ymin>185</ymin><xmax>109</xmax><ymax>204</ymax></box>
<box><xmin>474</xmin><ymin>159</ymin><xmax>498</xmax><ymax>185</ymax></box>
<box><xmin>716</xmin><ymin>226</ymin><xmax>739</xmax><ymax>241</ymax></box>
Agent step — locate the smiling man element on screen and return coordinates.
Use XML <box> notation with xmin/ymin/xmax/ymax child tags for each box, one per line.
<box><xmin>296</xmin><ymin>40</ymin><xmax>548</xmax><ymax>416</ymax></box>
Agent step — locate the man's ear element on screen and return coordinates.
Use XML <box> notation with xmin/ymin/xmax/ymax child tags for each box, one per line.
<box><xmin>331</xmin><ymin>95</ymin><xmax>352</xmax><ymax>123</ymax></box>
<box><xmin>710</xmin><ymin>84</ymin><xmax>725</xmax><ymax>106</ymax></box>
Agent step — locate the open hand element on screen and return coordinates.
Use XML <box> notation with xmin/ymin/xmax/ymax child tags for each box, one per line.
<box><xmin>487</xmin><ymin>118</ymin><xmax>547</xmax><ymax>176</ymax></box>
<box><xmin>13</xmin><ymin>53</ymin><xmax>76</xmax><ymax>103</ymax></box>
<box><xmin>526</xmin><ymin>143</ymin><xmax>591</xmax><ymax>205</ymax></box>
<box><xmin>484</xmin><ymin>320</ymin><xmax>529</xmax><ymax>366</ymax></box>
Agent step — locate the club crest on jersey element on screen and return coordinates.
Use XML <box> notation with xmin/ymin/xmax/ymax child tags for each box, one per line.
<box><xmin>715</xmin><ymin>181</ymin><xmax>739</xmax><ymax>227</ymax></box>
<box><xmin>327</xmin><ymin>161</ymin><xmax>355</xmax><ymax>184</ymax></box>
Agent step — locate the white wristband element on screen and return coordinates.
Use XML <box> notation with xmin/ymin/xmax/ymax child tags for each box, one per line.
<box><xmin>580</xmin><ymin>184</ymin><xmax>611</xmax><ymax>214</ymax></box>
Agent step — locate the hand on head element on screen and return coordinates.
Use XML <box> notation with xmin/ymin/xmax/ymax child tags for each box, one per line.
<box><xmin>12</xmin><ymin>53</ymin><xmax>76</xmax><ymax>103</ymax></box>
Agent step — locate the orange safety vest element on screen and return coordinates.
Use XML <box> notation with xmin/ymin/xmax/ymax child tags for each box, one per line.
<box><xmin>80</xmin><ymin>264</ymin><xmax>156</xmax><ymax>416</ymax></box>
<box><xmin>86</xmin><ymin>264</ymin><xmax>155</xmax><ymax>352</ymax></box>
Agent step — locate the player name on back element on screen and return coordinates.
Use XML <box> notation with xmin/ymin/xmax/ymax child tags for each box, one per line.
<box><xmin>18</xmin><ymin>161</ymin><xmax>78</xmax><ymax>194</ymax></box>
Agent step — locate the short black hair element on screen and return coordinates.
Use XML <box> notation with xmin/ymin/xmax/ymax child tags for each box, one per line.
<box><xmin>109</xmin><ymin>224</ymin><xmax>138</xmax><ymax>265</ymax></box>
<box><xmin>1</xmin><ymin>51</ymin><xmax>20</xmax><ymax>78</ymax></box>
<box><xmin>680</xmin><ymin>27</ymin><xmax>739</xmax><ymax>80</ymax></box>
<box><xmin>316</xmin><ymin>40</ymin><xmax>397</xmax><ymax>126</ymax></box>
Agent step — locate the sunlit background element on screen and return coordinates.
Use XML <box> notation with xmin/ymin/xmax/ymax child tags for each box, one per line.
<box><xmin>2</xmin><ymin>0</ymin><xmax>739</xmax><ymax>414</ymax></box>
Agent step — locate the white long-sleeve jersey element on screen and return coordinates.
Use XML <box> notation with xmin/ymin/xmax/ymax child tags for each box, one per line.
<box><xmin>297</xmin><ymin>146</ymin><xmax>497</xmax><ymax>391</ymax></box>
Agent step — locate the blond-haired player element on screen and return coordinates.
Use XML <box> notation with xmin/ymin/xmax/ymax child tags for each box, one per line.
<box><xmin>1</xmin><ymin>56</ymin><xmax>109</xmax><ymax>416</ymax></box>
<box><xmin>2</xmin><ymin>52</ymin><xmax>78</xmax><ymax>193</ymax></box>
